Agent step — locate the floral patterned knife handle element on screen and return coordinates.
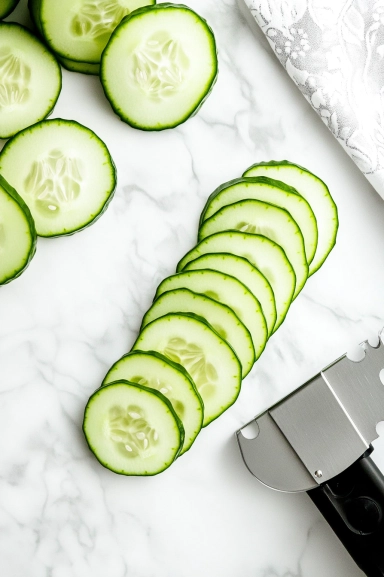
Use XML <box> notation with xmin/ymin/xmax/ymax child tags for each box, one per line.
<box><xmin>240</xmin><ymin>0</ymin><xmax>384</xmax><ymax>200</ymax></box>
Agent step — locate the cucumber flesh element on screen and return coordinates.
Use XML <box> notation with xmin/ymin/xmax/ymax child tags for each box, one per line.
<box><xmin>101</xmin><ymin>3</ymin><xmax>218</xmax><ymax>130</ymax></box>
<box><xmin>0</xmin><ymin>174</ymin><xmax>37</xmax><ymax>284</ymax></box>
<box><xmin>182</xmin><ymin>253</ymin><xmax>277</xmax><ymax>337</ymax></box>
<box><xmin>0</xmin><ymin>119</ymin><xmax>116</xmax><ymax>237</ymax></box>
<box><xmin>200</xmin><ymin>177</ymin><xmax>318</xmax><ymax>265</ymax></box>
<box><xmin>132</xmin><ymin>313</ymin><xmax>242</xmax><ymax>427</ymax></box>
<box><xmin>243</xmin><ymin>161</ymin><xmax>338</xmax><ymax>275</ymax></box>
<box><xmin>0</xmin><ymin>22</ymin><xmax>61</xmax><ymax>139</ymax></box>
<box><xmin>177</xmin><ymin>231</ymin><xmax>295</xmax><ymax>332</ymax></box>
<box><xmin>0</xmin><ymin>0</ymin><xmax>20</xmax><ymax>19</ymax></box>
<box><xmin>102</xmin><ymin>350</ymin><xmax>203</xmax><ymax>455</ymax></box>
<box><xmin>155</xmin><ymin>271</ymin><xmax>268</xmax><ymax>360</ymax></box>
<box><xmin>33</xmin><ymin>0</ymin><xmax>156</xmax><ymax>63</ymax></box>
<box><xmin>83</xmin><ymin>380</ymin><xmax>184</xmax><ymax>476</ymax></box>
<box><xmin>142</xmin><ymin>288</ymin><xmax>255</xmax><ymax>377</ymax></box>
<box><xmin>199</xmin><ymin>199</ymin><xmax>308</xmax><ymax>299</ymax></box>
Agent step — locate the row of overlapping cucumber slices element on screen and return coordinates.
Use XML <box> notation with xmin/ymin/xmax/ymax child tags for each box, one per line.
<box><xmin>83</xmin><ymin>160</ymin><xmax>338</xmax><ymax>476</ymax></box>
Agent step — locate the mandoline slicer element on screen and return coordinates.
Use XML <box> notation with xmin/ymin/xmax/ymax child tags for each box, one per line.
<box><xmin>237</xmin><ymin>331</ymin><xmax>384</xmax><ymax>577</ymax></box>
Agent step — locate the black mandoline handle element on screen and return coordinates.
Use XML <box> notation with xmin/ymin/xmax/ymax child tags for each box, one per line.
<box><xmin>308</xmin><ymin>448</ymin><xmax>384</xmax><ymax>577</ymax></box>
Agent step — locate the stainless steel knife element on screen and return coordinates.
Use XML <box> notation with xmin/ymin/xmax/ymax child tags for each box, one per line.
<box><xmin>237</xmin><ymin>331</ymin><xmax>384</xmax><ymax>577</ymax></box>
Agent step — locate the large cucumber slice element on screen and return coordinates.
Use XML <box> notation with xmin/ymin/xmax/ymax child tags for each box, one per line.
<box><xmin>0</xmin><ymin>174</ymin><xmax>36</xmax><ymax>284</ymax></box>
<box><xmin>177</xmin><ymin>232</ymin><xmax>295</xmax><ymax>332</ymax></box>
<box><xmin>30</xmin><ymin>0</ymin><xmax>155</xmax><ymax>64</ymax></box>
<box><xmin>154</xmin><ymin>271</ymin><xmax>268</xmax><ymax>360</ymax></box>
<box><xmin>102</xmin><ymin>350</ymin><xmax>203</xmax><ymax>455</ymax></box>
<box><xmin>132</xmin><ymin>313</ymin><xmax>242</xmax><ymax>426</ymax></box>
<box><xmin>142</xmin><ymin>288</ymin><xmax>255</xmax><ymax>377</ymax></box>
<box><xmin>0</xmin><ymin>0</ymin><xmax>20</xmax><ymax>19</ymax></box>
<box><xmin>182</xmin><ymin>253</ymin><xmax>277</xmax><ymax>337</ymax></box>
<box><xmin>243</xmin><ymin>161</ymin><xmax>338</xmax><ymax>275</ymax></box>
<box><xmin>100</xmin><ymin>3</ymin><xmax>218</xmax><ymax>130</ymax></box>
<box><xmin>0</xmin><ymin>22</ymin><xmax>61</xmax><ymax>139</ymax></box>
<box><xmin>0</xmin><ymin>119</ymin><xmax>116</xmax><ymax>237</ymax></box>
<box><xmin>198</xmin><ymin>199</ymin><xmax>308</xmax><ymax>299</ymax></box>
<box><xmin>200</xmin><ymin>177</ymin><xmax>318</xmax><ymax>265</ymax></box>
<box><xmin>83</xmin><ymin>380</ymin><xmax>184</xmax><ymax>475</ymax></box>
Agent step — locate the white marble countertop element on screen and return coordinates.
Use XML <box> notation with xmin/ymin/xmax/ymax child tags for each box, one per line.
<box><xmin>2</xmin><ymin>1</ymin><xmax>384</xmax><ymax>576</ymax></box>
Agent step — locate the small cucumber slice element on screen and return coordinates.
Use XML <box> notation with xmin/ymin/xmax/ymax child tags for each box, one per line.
<box><xmin>182</xmin><ymin>253</ymin><xmax>277</xmax><ymax>337</ymax></box>
<box><xmin>0</xmin><ymin>0</ymin><xmax>20</xmax><ymax>19</ymax></box>
<box><xmin>0</xmin><ymin>22</ymin><xmax>62</xmax><ymax>139</ymax></box>
<box><xmin>102</xmin><ymin>350</ymin><xmax>203</xmax><ymax>455</ymax></box>
<box><xmin>243</xmin><ymin>161</ymin><xmax>338</xmax><ymax>275</ymax></box>
<box><xmin>57</xmin><ymin>56</ymin><xmax>100</xmax><ymax>75</ymax></box>
<box><xmin>31</xmin><ymin>0</ymin><xmax>155</xmax><ymax>64</ymax></box>
<box><xmin>199</xmin><ymin>199</ymin><xmax>308</xmax><ymax>299</ymax></box>
<box><xmin>101</xmin><ymin>3</ymin><xmax>218</xmax><ymax>130</ymax></box>
<box><xmin>154</xmin><ymin>271</ymin><xmax>267</xmax><ymax>360</ymax></box>
<box><xmin>177</xmin><ymin>232</ymin><xmax>295</xmax><ymax>332</ymax></box>
<box><xmin>83</xmin><ymin>380</ymin><xmax>184</xmax><ymax>476</ymax></box>
<box><xmin>142</xmin><ymin>288</ymin><xmax>255</xmax><ymax>377</ymax></box>
<box><xmin>0</xmin><ymin>174</ymin><xmax>37</xmax><ymax>284</ymax></box>
<box><xmin>0</xmin><ymin>119</ymin><xmax>116</xmax><ymax>237</ymax></box>
<box><xmin>132</xmin><ymin>313</ymin><xmax>242</xmax><ymax>426</ymax></box>
<box><xmin>200</xmin><ymin>177</ymin><xmax>318</xmax><ymax>265</ymax></box>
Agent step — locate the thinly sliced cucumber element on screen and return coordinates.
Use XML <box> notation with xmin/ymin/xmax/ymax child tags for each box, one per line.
<box><xmin>132</xmin><ymin>313</ymin><xmax>242</xmax><ymax>426</ymax></box>
<box><xmin>0</xmin><ymin>174</ymin><xmax>36</xmax><ymax>284</ymax></box>
<box><xmin>57</xmin><ymin>56</ymin><xmax>100</xmax><ymax>75</ymax></box>
<box><xmin>0</xmin><ymin>119</ymin><xmax>116</xmax><ymax>237</ymax></box>
<box><xmin>243</xmin><ymin>161</ymin><xmax>338</xmax><ymax>275</ymax></box>
<box><xmin>154</xmin><ymin>270</ymin><xmax>267</xmax><ymax>359</ymax></box>
<box><xmin>102</xmin><ymin>350</ymin><xmax>203</xmax><ymax>455</ymax></box>
<box><xmin>200</xmin><ymin>177</ymin><xmax>318</xmax><ymax>265</ymax></box>
<box><xmin>0</xmin><ymin>0</ymin><xmax>20</xmax><ymax>19</ymax></box>
<box><xmin>177</xmin><ymin>232</ymin><xmax>295</xmax><ymax>332</ymax></box>
<box><xmin>31</xmin><ymin>0</ymin><xmax>155</xmax><ymax>64</ymax></box>
<box><xmin>182</xmin><ymin>253</ymin><xmax>277</xmax><ymax>337</ymax></box>
<box><xmin>101</xmin><ymin>3</ymin><xmax>218</xmax><ymax>130</ymax></box>
<box><xmin>0</xmin><ymin>23</ymin><xmax>61</xmax><ymax>139</ymax></box>
<box><xmin>83</xmin><ymin>380</ymin><xmax>184</xmax><ymax>475</ymax></box>
<box><xmin>28</xmin><ymin>4</ymin><xmax>101</xmax><ymax>75</ymax></box>
<box><xmin>142</xmin><ymin>288</ymin><xmax>255</xmax><ymax>377</ymax></box>
<box><xmin>199</xmin><ymin>199</ymin><xmax>308</xmax><ymax>299</ymax></box>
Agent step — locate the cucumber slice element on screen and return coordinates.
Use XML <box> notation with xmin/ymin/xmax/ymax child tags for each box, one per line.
<box><xmin>243</xmin><ymin>161</ymin><xmax>338</xmax><ymax>275</ymax></box>
<box><xmin>177</xmin><ymin>232</ymin><xmax>295</xmax><ymax>332</ymax></box>
<box><xmin>154</xmin><ymin>271</ymin><xmax>267</xmax><ymax>360</ymax></box>
<box><xmin>132</xmin><ymin>313</ymin><xmax>242</xmax><ymax>426</ymax></box>
<box><xmin>83</xmin><ymin>380</ymin><xmax>184</xmax><ymax>475</ymax></box>
<box><xmin>182</xmin><ymin>253</ymin><xmax>277</xmax><ymax>337</ymax></box>
<box><xmin>0</xmin><ymin>119</ymin><xmax>116</xmax><ymax>237</ymax></box>
<box><xmin>27</xmin><ymin>5</ymin><xmax>101</xmax><ymax>75</ymax></box>
<box><xmin>100</xmin><ymin>3</ymin><xmax>218</xmax><ymax>130</ymax></box>
<box><xmin>0</xmin><ymin>23</ymin><xmax>61</xmax><ymax>139</ymax></box>
<box><xmin>199</xmin><ymin>199</ymin><xmax>308</xmax><ymax>299</ymax></box>
<box><xmin>0</xmin><ymin>174</ymin><xmax>36</xmax><ymax>284</ymax></box>
<box><xmin>102</xmin><ymin>350</ymin><xmax>203</xmax><ymax>455</ymax></box>
<box><xmin>200</xmin><ymin>177</ymin><xmax>318</xmax><ymax>265</ymax></box>
<box><xmin>0</xmin><ymin>0</ymin><xmax>20</xmax><ymax>19</ymax></box>
<box><xmin>57</xmin><ymin>56</ymin><xmax>100</xmax><ymax>75</ymax></box>
<box><xmin>142</xmin><ymin>288</ymin><xmax>255</xmax><ymax>377</ymax></box>
<box><xmin>30</xmin><ymin>0</ymin><xmax>156</xmax><ymax>64</ymax></box>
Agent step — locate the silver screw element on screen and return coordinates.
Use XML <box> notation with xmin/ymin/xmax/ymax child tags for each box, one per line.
<box><xmin>314</xmin><ymin>470</ymin><xmax>323</xmax><ymax>479</ymax></box>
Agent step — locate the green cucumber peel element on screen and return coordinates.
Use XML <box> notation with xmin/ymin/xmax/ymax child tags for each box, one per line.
<box><xmin>0</xmin><ymin>174</ymin><xmax>37</xmax><ymax>285</ymax></box>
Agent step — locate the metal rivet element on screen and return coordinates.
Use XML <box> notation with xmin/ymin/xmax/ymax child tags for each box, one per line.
<box><xmin>314</xmin><ymin>470</ymin><xmax>323</xmax><ymax>478</ymax></box>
